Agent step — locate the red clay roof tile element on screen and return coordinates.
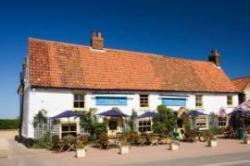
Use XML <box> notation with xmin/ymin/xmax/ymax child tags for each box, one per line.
<box><xmin>28</xmin><ymin>38</ymin><xmax>237</xmax><ymax>93</ymax></box>
<box><xmin>232</xmin><ymin>76</ymin><xmax>250</xmax><ymax>92</ymax></box>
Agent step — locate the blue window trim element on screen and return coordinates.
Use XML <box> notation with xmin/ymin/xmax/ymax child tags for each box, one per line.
<box><xmin>162</xmin><ymin>98</ymin><xmax>186</xmax><ymax>106</ymax></box>
<box><xmin>95</xmin><ymin>96</ymin><xmax>127</xmax><ymax>106</ymax></box>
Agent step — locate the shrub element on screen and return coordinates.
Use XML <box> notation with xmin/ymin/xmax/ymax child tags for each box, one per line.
<box><xmin>75</xmin><ymin>134</ymin><xmax>88</xmax><ymax>149</ymax></box>
<box><xmin>202</xmin><ymin>130</ymin><xmax>215</xmax><ymax>141</ymax></box>
<box><xmin>93</xmin><ymin>122</ymin><xmax>107</xmax><ymax>138</ymax></box>
<box><xmin>0</xmin><ymin>119</ymin><xmax>19</xmax><ymax>129</ymax></box>
<box><xmin>128</xmin><ymin>110</ymin><xmax>138</xmax><ymax>132</ymax></box>
<box><xmin>32</xmin><ymin>132</ymin><xmax>53</xmax><ymax>149</ymax></box>
<box><xmin>153</xmin><ymin>105</ymin><xmax>176</xmax><ymax>136</ymax></box>
<box><xmin>63</xmin><ymin>135</ymin><xmax>76</xmax><ymax>145</ymax></box>
<box><xmin>184</xmin><ymin>128</ymin><xmax>197</xmax><ymax>142</ymax></box>
<box><xmin>120</xmin><ymin>135</ymin><xmax>129</xmax><ymax>146</ymax></box>
<box><xmin>98</xmin><ymin>133</ymin><xmax>109</xmax><ymax>149</ymax></box>
<box><xmin>25</xmin><ymin>138</ymin><xmax>34</xmax><ymax>148</ymax></box>
<box><xmin>80</xmin><ymin>110</ymin><xmax>107</xmax><ymax>140</ymax></box>
<box><xmin>210</xmin><ymin>127</ymin><xmax>225</xmax><ymax>135</ymax></box>
<box><xmin>127</xmin><ymin>131</ymin><xmax>139</xmax><ymax>144</ymax></box>
<box><xmin>80</xmin><ymin>111</ymin><xmax>97</xmax><ymax>136</ymax></box>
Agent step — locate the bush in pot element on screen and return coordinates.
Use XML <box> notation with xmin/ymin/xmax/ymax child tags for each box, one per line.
<box><xmin>127</xmin><ymin>131</ymin><xmax>139</xmax><ymax>145</ymax></box>
<box><xmin>243</xmin><ymin>133</ymin><xmax>250</xmax><ymax>144</ymax></box>
<box><xmin>169</xmin><ymin>139</ymin><xmax>180</xmax><ymax>151</ymax></box>
<box><xmin>119</xmin><ymin>135</ymin><xmax>129</xmax><ymax>154</ymax></box>
<box><xmin>169</xmin><ymin>134</ymin><xmax>180</xmax><ymax>151</ymax></box>
<box><xmin>204</xmin><ymin>130</ymin><xmax>217</xmax><ymax>147</ymax></box>
<box><xmin>99</xmin><ymin>133</ymin><xmax>109</xmax><ymax>149</ymax></box>
<box><xmin>75</xmin><ymin>135</ymin><xmax>88</xmax><ymax>158</ymax></box>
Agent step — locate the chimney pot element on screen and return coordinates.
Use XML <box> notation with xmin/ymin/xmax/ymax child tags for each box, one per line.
<box><xmin>208</xmin><ymin>49</ymin><xmax>221</xmax><ymax>66</ymax></box>
<box><xmin>90</xmin><ymin>31</ymin><xmax>103</xmax><ymax>50</ymax></box>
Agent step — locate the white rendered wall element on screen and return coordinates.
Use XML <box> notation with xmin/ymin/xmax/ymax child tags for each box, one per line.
<box><xmin>244</xmin><ymin>83</ymin><xmax>250</xmax><ymax>101</ymax></box>
<box><xmin>22</xmin><ymin>88</ymin><xmax>239</xmax><ymax>138</ymax></box>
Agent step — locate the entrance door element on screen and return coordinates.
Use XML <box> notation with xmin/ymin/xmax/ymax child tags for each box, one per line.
<box><xmin>61</xmin><ymin>123</ymin><xmax>77</xmax><ymax>138</ymax></box>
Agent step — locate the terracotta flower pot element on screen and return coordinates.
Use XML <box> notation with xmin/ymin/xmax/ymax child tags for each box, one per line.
<box><xmin>76</xmin><ymin>148</ymin><xmax>86</xmax><ymax>158</ymax></box>
<box><xmin>169</xmin><ymin>142</ymin><xmax>179</xmax><ymax>151</ymax></box>
<box><xmin>243</xmin><ymin>137</ymin><xmax>250</xmax><ymax>144</ymax></box>
<box><xmin>119</xmin><ymin>145</ymin><xmax>129</xmax><ymax>154</ymax></box>
<box><xmin>208</xmin><ymin>140</ymin><xmax>217</xmax><ymax>147</ymax></box>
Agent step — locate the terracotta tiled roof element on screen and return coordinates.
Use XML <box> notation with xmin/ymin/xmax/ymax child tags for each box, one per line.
<box><xmin>27</xmin><ymin>38</ymin><xmax>237</xmax><ymax>93</ymax></box>
<box><xmin>232</xmin><ymin>76</ymin><xmax>250</xmax><ymax>92</ymax></box>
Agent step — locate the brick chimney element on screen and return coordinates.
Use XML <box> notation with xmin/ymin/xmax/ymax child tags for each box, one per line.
<box><xmin>208</xmin><ymin>49</ymin><xmax>220</xmax><ymax>66</ymax></box>
<box><xmin>90</xmin><ymin>32</ymin><xmax>103</xmax><ymax>50</ymax></box>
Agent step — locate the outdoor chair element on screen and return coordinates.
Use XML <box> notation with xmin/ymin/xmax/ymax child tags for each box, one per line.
<box><xmin>99</xmin><ymin>134</ymin><xmax>110</xmax><ymax>149</ymax></box>
<box><xmin>52</xmin><ymin>135</ymin><xmax>64</xmax><ymax>152</ymax></box>
<box><xmin>150</xmin><ymin>135</ymin><xmax>160</xmax><ymax>145</ymax></box>
<box><xmin>136</xmin><ymin>136</ymin><xmax>147</xmax><ymax>146</ymax></box>
<box><xmin>62</xmin><ymin>135</ymin><xmax>76</xmax><ymax>152</ymax></box>
<box><xmin>159</xmin><ymin>137</ymin><xmax>171</xmax><ymax>144</ymax></box>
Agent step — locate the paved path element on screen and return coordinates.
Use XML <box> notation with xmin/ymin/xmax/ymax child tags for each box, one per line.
<box><xmin>0</xmin><ymin>138</ymin><xmax>10</xmax><ymax>158</ymax></box>
<box><xmin>1</xmin><ymin>130</ymin><xmax>250</xmax><ymax>166</ymax></box>
<box><xmin>116</xmin><ymin>152</ymin><xmax>250</xmax><ymax>166</ymax></box>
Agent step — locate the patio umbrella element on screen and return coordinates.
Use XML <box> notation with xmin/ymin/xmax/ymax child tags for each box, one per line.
<box><xmin>235</xmin><ymin>100</ymin><xmax>250</xmax><ymax>112</ymax></box>
<box><xmin>97</xmin><ymin>108</ymin><xmax>128</xmax><ymax>134</ymax></box>
<box><xmin>52</xmin><ymin>110</ymin><xmax>83</xmax><ymax>119</ymax></box>
<box><xmin>97</xmin><ymin>107</ymin><xmax>128</xmax><ymax>117</ymax></box>
<box><xmin>219</xmin><ymin>108</ymin><xmax>226</xmax><ymax>117</ymax></box>
<box><xmin>188</xmin><ymin>110</ymin><xmax>207</xmax><ymax>117</ymax></box>
<box><xmin>228</xmin><ymin>100</ymin><xmax>250</xmax><ymax>116</ymax></box>
<box><xmin>138</xmin><ymin>111</ymin><xmax>157</xmax><ymax>119</ymax></box>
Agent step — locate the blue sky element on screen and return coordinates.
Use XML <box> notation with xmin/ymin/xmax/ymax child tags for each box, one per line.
<box><xmin>0</xmin><ymin>0</ymin><xmax>249</xmax><ymax>118</ymax></box>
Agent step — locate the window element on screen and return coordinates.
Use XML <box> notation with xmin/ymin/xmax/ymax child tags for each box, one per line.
<box><xmin>74</xmin><ymin>94</ymin><xmax>85</xmax><ymax>109</ymax></box>
<box><xmin>140</xmin><ymin>94</ymin><xmax>149</xmax><ymax>107</ymax></box>
<box><xmin>195</xmin><ymin>117</ymin><xmax>207</xmax><ymax>128</ymax></box>
<box><xmin>109</xmin><ymin>120</ymin><xmax>118</xmax><ymax>130</ymax></box>
<box><xmin>138</xmin><ymin>120</ymin><xmax>151</xmax><ymax>133</ymax></box>
<box><xmin>218</xmin><ymin>117</ymin><xmax>227</xmax><ymax>127</ymax></box>
<box><xmin>227</xmin><ymin>96</ymin><xmax>233</xmax><ymax>106</ymax></box>
<box><xmin>195</xmin><ymin>95</ymin><xmax>203</xmax><ymax>108</ymax></box>
<box><xmin>96</xmin><ymin>96</ymin><xmax>127</xmax><ymax>106</ymax></box>
<box><xmin>61</xmin><ymin>123</ymin><xmax>77</xmax><ymax>138</ymax></box>
<box><xmin>162</xmin><ymin>98</ymin><xmax>186</xmax><ymax>106</ymax></box>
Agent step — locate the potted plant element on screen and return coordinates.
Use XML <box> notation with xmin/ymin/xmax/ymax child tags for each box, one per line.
<box><xmin>169</xmin><ymin>136</ymin><xmax>180</xmax><ymax>151</ymax></box>
<box><xmin>119</xmin><ymin>136</ymin><xmax>129</xmax><ymax>154</ymax></box>
<box><xmin>205</xmin><ymin>130</ymin><xmax>217</xmax><ymax>147</ymax></box>
<box><xmin>243</xmin><ymin>133</ymin><xmax>250</xmax><ymax>144</ymax></box>
<box><xmin>75</xmin><ymin>135</ymin><xmax>88</xmax><ymax>158</ymax></box>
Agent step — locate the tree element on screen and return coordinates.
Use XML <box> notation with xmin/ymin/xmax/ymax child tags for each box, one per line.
<box><xmin>153</xmin><ymin>105</ymin><xmax>176</xmax><ymax>136</ymax></box>
<box><xmin>209</xmin><ymin>112</ymin><xmax>218</xmax><ymax>128</ymax></box>
<box><xmin>128</xmin><ymin>109</ymin><xmax>138</xmax><ymax>132</ymax></box>
<box><xmin>33</xmin><ymin>109</ymin><xmax>49</xmax><ymax>139</ymax></box>
<box><xmin>80</xmin><ymin>109</ymin><xmax>107</xmax><ymax>139</ymax></box>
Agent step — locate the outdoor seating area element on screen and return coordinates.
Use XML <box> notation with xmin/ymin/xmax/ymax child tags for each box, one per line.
<box><xmin>19</xmin><ymin>100</ymin><xmax>250</xmax><ymax>158</ymax></box>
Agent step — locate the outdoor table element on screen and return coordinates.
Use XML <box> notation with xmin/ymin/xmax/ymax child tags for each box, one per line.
<box><xmin>108</xmin><ymin>136</ymin><xmax>120</xmax><ymax>147</ymax></box>
<box><xmin>194</xmin><ymin>130</ymin><xmax>206</xmax><ymax>142</ymax></box>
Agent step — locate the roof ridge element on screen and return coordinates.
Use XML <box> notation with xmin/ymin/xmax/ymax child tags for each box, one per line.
<box><xmin>106</xmin><ymin>47</ymin><xmax>210</xmax><ymax>64</ymax></box>
<box><xmin>28</xmin><ymin>37</ymin><xmax>209</xmax><ymax>64</ymax></box>
<box><xmin>232</xmin><ymin>75</ymin><xmax>250</xmax><ymax>81</ymax></box>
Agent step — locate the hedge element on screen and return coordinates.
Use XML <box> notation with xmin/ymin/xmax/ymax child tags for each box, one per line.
<box><xmin>0</xmin><ymin>119</ymin><xmax>19</xmax><ymax>129</ymax></box>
